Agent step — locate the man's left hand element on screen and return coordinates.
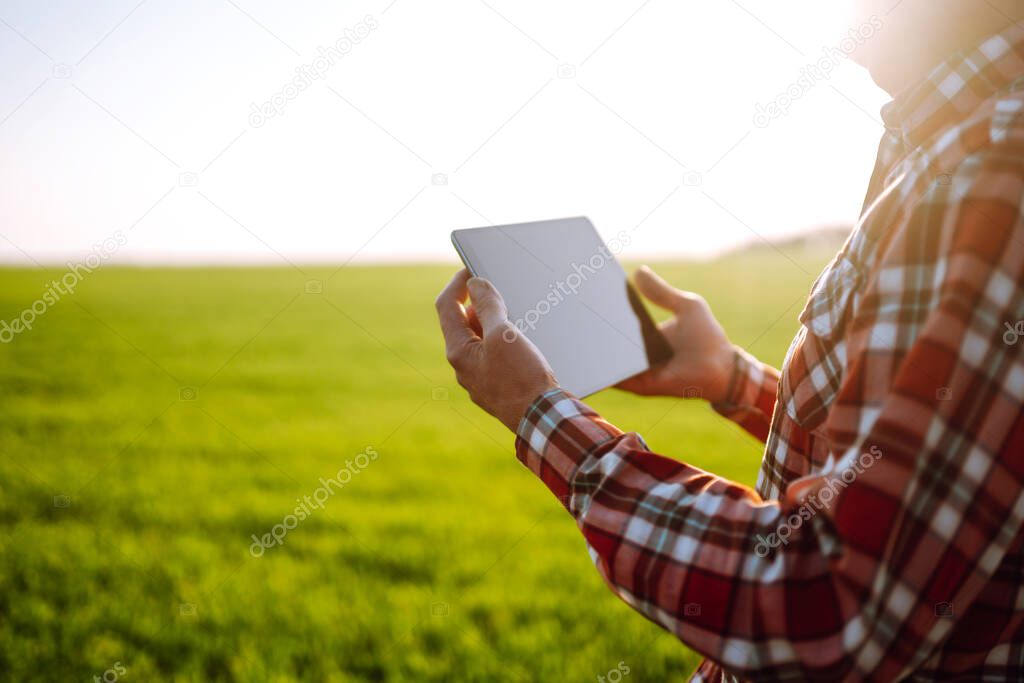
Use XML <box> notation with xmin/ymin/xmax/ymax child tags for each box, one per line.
<box><xmin>435</xmin><ymin>269</ymin><xmax>558</xmax><ymax>431</ymax></box>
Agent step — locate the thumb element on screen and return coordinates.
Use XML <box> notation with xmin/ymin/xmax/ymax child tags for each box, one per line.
<box><xmin>467</xmin><ymin>277</ymin><xmax>509</xmax><ymax>335</ymax></box>
<box><xmin>634</xmin><ymin>265</ymin><xmax>683</xmax><ymax>312</ymax></box>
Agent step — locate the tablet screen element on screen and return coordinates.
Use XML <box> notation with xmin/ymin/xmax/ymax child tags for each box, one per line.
<box><xmin>452</xmin><ymin>217</ymin><xmax>670</xmax><ymax>397</ymax></box>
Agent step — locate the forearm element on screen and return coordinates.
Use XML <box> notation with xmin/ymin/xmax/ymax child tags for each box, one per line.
<box><xmin>514</xmin><ymin>389</ymin><xmax>843</xmax><ymax>679</ymax></box>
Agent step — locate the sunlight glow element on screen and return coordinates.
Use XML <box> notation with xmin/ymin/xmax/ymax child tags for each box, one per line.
<box><xmin>0</xmin><ymin>0</ymin><xmax>888</xmax><ymax>264</ymax></box>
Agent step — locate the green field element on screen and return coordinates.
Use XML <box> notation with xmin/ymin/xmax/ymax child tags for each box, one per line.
<box><xmin>0</xmin><ymin>248</ymin><xmax>832</xmax><ymax>682</ymax></box>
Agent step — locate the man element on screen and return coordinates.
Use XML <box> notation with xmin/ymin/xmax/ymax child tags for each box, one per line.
<box><xmin>436</xmin><ymin>1</ymin><xmax>1024</xmax><ymax>679</ymax></box>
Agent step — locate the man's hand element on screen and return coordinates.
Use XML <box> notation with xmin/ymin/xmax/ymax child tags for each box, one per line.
<box><xmin>617</xmin><ymin>265</ymin><xmax>736</xmax><ymax>403</ymax></box>
<box><xmin>435</xmin><ymin>269</ymin><xmax>558</xmax><ymax>431</ymax></box>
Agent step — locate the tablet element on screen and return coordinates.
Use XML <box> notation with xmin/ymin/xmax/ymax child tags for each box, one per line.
<box><xmin>451</xmin><ymin>216</ymin><xmax>671</xmax><ymax>397</ymax></box>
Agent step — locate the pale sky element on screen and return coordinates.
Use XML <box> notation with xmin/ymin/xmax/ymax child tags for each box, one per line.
<box><xmin>0</xmin><ymin>0</ymin><xmax>889</xmax><ymax>265</ymax></box>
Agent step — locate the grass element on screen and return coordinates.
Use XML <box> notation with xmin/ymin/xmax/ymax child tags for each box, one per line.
<box><xmin>0</xmin><ymin>246</ymin><xmax>833</xmax><ymax>682</ymax></box>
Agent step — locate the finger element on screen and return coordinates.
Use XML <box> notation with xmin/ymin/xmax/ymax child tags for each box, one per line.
<box><xmin>614</xmin><ymin>373</ymin><xmax>653</xmax><ymax>394</ymax></box>
<box><xmin>615</xmin><ymin>369</ymin><xmax>662</xmax><ymax>396</ymax></box>
<box><xmin>435</xmin><ymin>269</ymin><xmax>478</xmax><ymax>352</ymax></box>
<box><xmin>467</xmin><ymin>277</ymin><xmax>509</xmax><ymax>336</ymax></box>
<box><xmin>634</xmin><ymin>265</ymin><xmax>685</xmax><ymax>313</ymax></box>
<box><xmin>465</xmin><ymin>304</ymin><xmax>483</xmax><ymax>336</ymax></box>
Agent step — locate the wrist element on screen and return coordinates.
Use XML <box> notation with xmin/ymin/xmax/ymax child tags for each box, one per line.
<box><xmin>713</xmin><ymin>347</ymin><xmax>741</xmax><ymax>406</ymax></box>
<box><xmin>684</xmin><ymin>345</ymin><xmax>736</xmax><ymax>404</ymax></box>
<box><xmin>501</xmin><ymin>381</ymin><xmax>559</xmax><ymax>432</ymax></box>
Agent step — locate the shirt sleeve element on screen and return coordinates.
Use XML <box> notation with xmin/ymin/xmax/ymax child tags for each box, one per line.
<box><xmin>514</xmin><ymin>156</ymin><xmax>1024</xmax><ymax>680</ymax></box>
<box><xmin>710</xmin><ymin>346</ymin><xmax>780</xmax><ymax>443</ymax></box>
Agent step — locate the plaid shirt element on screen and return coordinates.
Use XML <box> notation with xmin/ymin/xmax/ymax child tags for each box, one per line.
<box><xmin>515</xmin><ymin>25</ymin><xmax>1024</xmax><ymax>682</ymax></box>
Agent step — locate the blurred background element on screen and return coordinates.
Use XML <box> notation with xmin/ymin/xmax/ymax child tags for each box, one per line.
<box><xmin>0</xmin><ymin>0</ymin><xmax>887</xmax><ymax>680</ymax></box>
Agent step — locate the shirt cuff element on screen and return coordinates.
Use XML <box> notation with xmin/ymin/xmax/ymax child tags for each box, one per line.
<box><xmin>712</xmin><ymin>346</ymin><xmax>770</xmax><ymax>414</ymax></box>
<box><xmin>513</xmin><ymin>388</ymin><xmax>627</xmax><ymax>504</ymax></box>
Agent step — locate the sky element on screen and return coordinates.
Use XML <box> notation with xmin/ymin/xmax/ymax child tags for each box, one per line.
<box><xmin>0</xmin><ymin>0</ymin><xmax>890</xmax><ymax>265</ymax></box>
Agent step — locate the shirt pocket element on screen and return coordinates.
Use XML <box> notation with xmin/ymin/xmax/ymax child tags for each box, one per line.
<box><xmin>797</xmin><ymin>254</ymin><xmax>861</xmax><ymax>340</ymax></box>
<box><xmin>778</xmin><ymin>255</ymin><xmax>861</xmax><ymax>435</ymax></box>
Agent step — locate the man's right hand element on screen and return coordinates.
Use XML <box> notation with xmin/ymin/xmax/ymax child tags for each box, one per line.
<box><xmin>616</xmin><ymin>265</ymin><xmax>737</xmax><ymax>404</ymax></box>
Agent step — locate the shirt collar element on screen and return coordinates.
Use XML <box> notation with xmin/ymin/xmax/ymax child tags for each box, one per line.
<box><xmin>881</xmin><ymin>23</ymin><xmax>1024</xmax><ymax>151</ymax></box>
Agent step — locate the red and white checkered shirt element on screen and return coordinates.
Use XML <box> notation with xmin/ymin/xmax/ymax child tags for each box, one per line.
<box><xmin>515</xmin><ymin>25</ymin><xmax>1024</xmax><ymax>682</ymax></box>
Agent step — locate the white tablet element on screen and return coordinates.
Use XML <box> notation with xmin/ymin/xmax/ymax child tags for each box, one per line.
<box><xmin>451</xmin><ymin>216</ymin><xmax>671</xmax><ymax>397</ymax></box>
